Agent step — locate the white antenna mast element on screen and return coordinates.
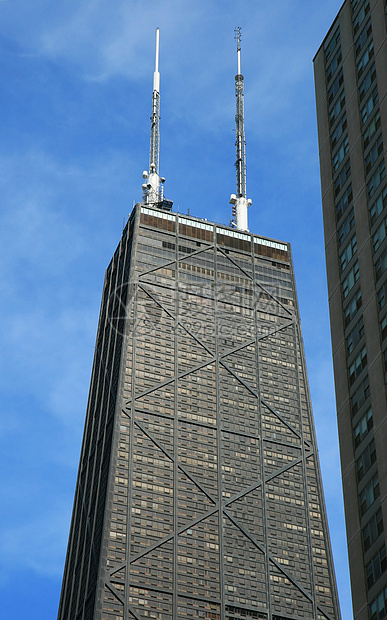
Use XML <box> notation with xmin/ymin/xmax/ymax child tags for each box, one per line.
<box><xmin>141</xmin><ymin>28</ymin><xmax>172</xmax><ymax>210</ymax></box>
<box><xmin>230</xmin><ymin>27</ymin><xmax>251</xmax><ymax>231</ymax></box>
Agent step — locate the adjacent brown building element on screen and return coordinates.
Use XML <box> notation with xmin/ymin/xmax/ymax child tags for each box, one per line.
<box><xmin>314</xmin><ymin>1</ymin><xmax>387</xmax><ymax>618</ymax></box>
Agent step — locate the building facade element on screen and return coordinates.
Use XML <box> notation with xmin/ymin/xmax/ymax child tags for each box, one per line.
<box><xmin>58</xmin><ymin>203</ymin><xmax>340</xmax><ymax>620</ymax></box>
<box><xmin>314</xmin><ymin>1</ymin><xmax>387</xmax><ymax>619</ymax></box>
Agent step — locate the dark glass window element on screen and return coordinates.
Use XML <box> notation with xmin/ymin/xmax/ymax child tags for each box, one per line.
<box><xmin>328</xmin><ymin>69</ymin><xmax>344</xmax><ymax>105</ymax></box>
<box><xmin>363</xmin><ymin>509</ymin><xmax>384</xmax><ymax>552</ymax></box>
<box><xmin>351</xmin><ymin>375</ymin><xmax>369</xmax><ymax>416</ymax></box>
<box><xmin>345</xmin><ymin>288</ymin><xmax>362</xmax><ymax>327</ymax></box>
<box><xmin>353</xmin><ymin>1</ymin><xmax>371</xmax><ymax>35</ymax></box>
<box><xmin>368</xmin><ymin>163</ymin><xmax>386</xmax><ymax>198</ymax></box>
<box><xmin>333</xmin><ymin>136</ymin><xmax>349</xmax><ymax>171</ymax></box>
<box><xmin>381</xmin><ymin>316</ymin><xmax>387</xmax><ymax>341</ymax></box>
<box><xmin>378</xmin><ymin>283</ymin><xmax>387</xmax><ymax>310</ymax></box>
<box><xmin>370</xmin><ymin>186</ymin><xmax>387</xmax><ymax>227</ymax></box>
<box><xmin>349</xmin><ymin>345</ymin><xmax>367</xmax><ymax>385</ymax></box>
<box><xmin>359</xmin><ymin>63</ymin><xmax>376</xmax><ymax>101</ymax></box>
<box><xmin>331</xmin><ymin>113</ymin><xmax>347</xmax><ymax>149</ymax></box>
<box><xmin>357</xmin><ymin>439</ymin><xmax>376</xmax><ymax>481</ymax></box>
<box><xmin>360</xmin><ymin>474</ymin><xmax>380</xmax><ymax>516</ymax></box>
<box><xmin>366</xmin><ymin>136</ymin><xmax>384</xmax><ymax>176</ymax></box>
<box><xmin>375</xmin><ymin>249</ymin><xmax>387</xmax><ymax>281</ymax></box>
<box><xmin>326</xmin><ymin>47</ymin><xmax>342</xmax><ymax>82</ymax></box>
<box><xmin>366</xmin><ymin>545</ymin><xmax>386</xmax><ymax>589</ymax></box>
<box><xmin>357</xmin><ymin>40</ymin><xmax>374</xmax><ymax>76</ymax></box>
<box><xmin>354</xmin><ymin>407</ymin><xmax>373</xmax><ymax>448</ymax></box>
<box><xmin>338</xmin><ymin>208</ymin><xmax>355</xmax><ymax>245</ymax></box>
<box><xmin>340</xmin><ymin>234</ymin><xmax>357</xmax><ymax>271</ymax></box>
<box><xmin>355</xmin><ymin>18</ymin><xmax>372</xmax><ymax>56</ymax></box>
<box><xmin>336</xmin><ymin>185</ymin><xmax>353</xmax><ymax>222</ymax></box>
<box><xmin>335</xmin><ymin>161</ymin><xmax>351</xmax><ymax>197</ymax></box>
<box><xmin>373</xmin><ymin>216</ymin><xmax>387</xmax><ymax>253</ymax></box>
<box><xmin>342</xmin><ymin>261</ymin><xmax>360</xmax><ymax>298</ymax></box>
<box><xmin>330</xmin><ymin>91</ymin><xmax>346</xmax><ymax>126</ymax></box>
<box><xmin>362</xmin><ymin>88</ymin><xmax>379</xmax><ymax>124</ymax></box>
<box><xmin>370</xmin><ymin>586</ymin><xmax>387</xmax><ymax>620</ymax></box>
<box><xmin>364</xmin><ymin>111</ymin><xmax>381</xmax><ymax>149</ymax></box>
<box><xmin>324</xmin><ymin>27</ymin><xmax>340</xmax><ymax>62</ymax></box>
<box><xmin>347</xmin><ymin>316</ymin><xmax>364</xmax><ymax>354</ymax></box>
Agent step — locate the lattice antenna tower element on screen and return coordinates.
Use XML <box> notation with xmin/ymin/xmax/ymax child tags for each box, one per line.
<box><xmin>141</xmin><ymin>28</ymin><xmax>172</xmax><ymax>210</ymax></box>
<box><xmin>230</xmin><ymin>27</ymin><xmax>252</xmax><ymax>231</ymax></box>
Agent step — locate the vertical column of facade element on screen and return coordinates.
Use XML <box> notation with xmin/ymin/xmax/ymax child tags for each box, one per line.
<box><xmin>314</xmin><ymin>1</ymin><xmax>387</xmax><ymax>618</ymax></box>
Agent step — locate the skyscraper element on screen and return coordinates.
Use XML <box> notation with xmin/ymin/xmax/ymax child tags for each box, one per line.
<box><xmin>58</xmin><ymin>29</ymin><xmax>341</xmax><ymax>620</ymax></box>
<box><xmin>314</xmin><ymin>1</ymin><xmax>387</xmax><ymax>619</ymax></box>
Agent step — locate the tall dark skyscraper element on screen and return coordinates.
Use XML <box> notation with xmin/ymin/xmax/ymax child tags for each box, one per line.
<box><xmin>314</xmin><ymin>1</ymin><xmax>387</xmax><ymax>619</ymax></box>
<box><xmin>58</xmin><ymin>29</ymin><xmax>341</xmax><ymax>620</ymax></box>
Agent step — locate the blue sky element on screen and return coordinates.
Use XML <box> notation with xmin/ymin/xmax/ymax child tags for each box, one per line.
<box><xmin>0</xmin><ymin>1</ymin><xmax>353</xmax><ymax>618</ymax></box>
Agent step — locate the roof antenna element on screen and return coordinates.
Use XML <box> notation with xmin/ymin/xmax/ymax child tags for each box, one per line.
<box><xmin>141</xmin><ymin>28</ymin><xmax>173</xmax><ymax>211</ymax></box>
<box><xmin>230</xmin><ymin>27</ymin><xmax>251</xmax><ymax>231</ymax></box>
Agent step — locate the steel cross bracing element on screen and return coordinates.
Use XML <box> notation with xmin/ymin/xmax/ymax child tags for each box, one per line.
<box><xmin>96</xmin><ymin>222</ymin><xmax>339</xmax><ymax>620</ymax></box>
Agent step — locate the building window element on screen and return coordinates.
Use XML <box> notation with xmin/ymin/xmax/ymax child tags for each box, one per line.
<box><xmin>354</xmin><ymin>407</ymin><xmax>373</xmax><ymax>448</ymax></box>
<box><xmin>324</xmin><ymin>27</ymin><xmax>340</xmax><ymax>62</ymax></box>
<box><xmin>368</xmin><ymin>163</ymin><xmax>386</xmax><ymax>198</ymax></box>
<box><xmin>366</xmin><ymin>545</ymin><xmax>386</xmax><ymax>590</ymax></box>
<box><xmin>351</xmin><ymin>375</ymin><xmax>369</xmax><ymax>416</ymax></box>
<box><xmin>335</xmin><ymin>161</ymin><xmax>352</xmax><ymax>197</ymax></box>
<box><xmin>364</xmin><ymin>111</ymin><xmax>381</xmax><ymax>149</ymax></box>
<box><xmin>336</xmin><ymin>185</ymin><xmax>353</xmax><ymax>222</ymax></box>
<box><xmin>338</xmin><ymin>207</ymin><xmax>355</xmax><ymax>245</ymax></box>
<box><xmin>369</xmin><ymin>186</ymin><xmax>387</xmax><ymax>227</ymax></box>
<box><xmin>355</xmin><ymin>18</ymin><xmax>373</xmax><ymax>56</ymax></box>
<box><xmin>331</xmin><ymin>113</ymin><xmax>347</xmax><ymax>149</ymax></box>
<box><xmin>333</xmin><ymin>136</ymin><xmax>349</xmax><ymax>171</ymax></box>
<box><xmin>370</xmin><ymin>586</ymin><xmax>387</xmax><ymax>620</ymax></box>
<box><xmin>347</xmin><ymin>315</ymin><xmax>364</xmax><ymax>354</ymax></box>
<box><xmin>342</xmin><ymin>261</ymin><xmax>360</xmax><ymax>298</ymax></box>
<box><xmin>375</xmin><ymin>249</ymin><xmax>387</xmax><ymax>281</ymax></box>
<box><xmin>326</xmin><ymin>47</ymin><xmax>342</xmax><ymax>82</ymax></box>
<box><xmin>363</xmin><ymin>509</ymin><xmax>384</xmax><ymax>552</ymax></box>
<box><xmin>340</xmin><ymin>234</ymin><xmax>357</xmax><ymax>271</ymax></box>
<box><xmin>357</xmin><ymin>40</ymin><xmax>374</xmax><ymax>76</ymax></box>
<box><xmin>345</xmin><ymin>288</ymin><xmax>362</xmax><ymax>327</ymax></box>
<box><xmin>378</xmin><ymin>283</ymin><xmax>387</xmax><ymax>310</ymax></box>
<box><xmin>381</xmin><ymin>316</ymin><xmax>387</xmax><ymax>341</ymax></box>
<box><xmin>356</xmin><ymin>438</ymin><xmax>376</xmax><ymax>481</ymax></box>
<box><xmin>359</xmin><ymin>63</ymin><xmax>376</xmax><ymax>101</ymax></box>
<box><xmin>373</xmin><ymin>216</ymin><xmax>387</xmax><ymax>253</ymax></box>
<box><xmin>361</xmin><ymin>88</ymin><xmax>378</xmax><ymax>125</ymax></box>
<box><xmin>330</xmin><ymin>91</ymin><xmax>346</xmax><ymax>126</ymax></box>
<box><xmin>353</xmin><ymin>1</ymin><xmax>371</xmax><ymax>35</ymax></box>
<box><xmin>349</xmin><ymin>345</ymin><xmax>367</xmax><ymax>385</ymax></box>
<box><xmin>360</xmin><ymin>474</ymin><xmax>379</xmax><ymax>516</ymax></box>
<box><xmin>328</xmin><ymin>69</ymin><xmax>344</xmax><ymax>105</ymax></box>
<box><xmin>366</xmin><ymin>136</ymin><xmax>384</xmax><ymax>176</ymax></box>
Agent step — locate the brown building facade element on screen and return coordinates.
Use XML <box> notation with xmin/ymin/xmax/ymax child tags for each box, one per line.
<box><xmin>314</xmin><ymin>1</ymin><xmax>387</xmax><ymax>618</ymax></box>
